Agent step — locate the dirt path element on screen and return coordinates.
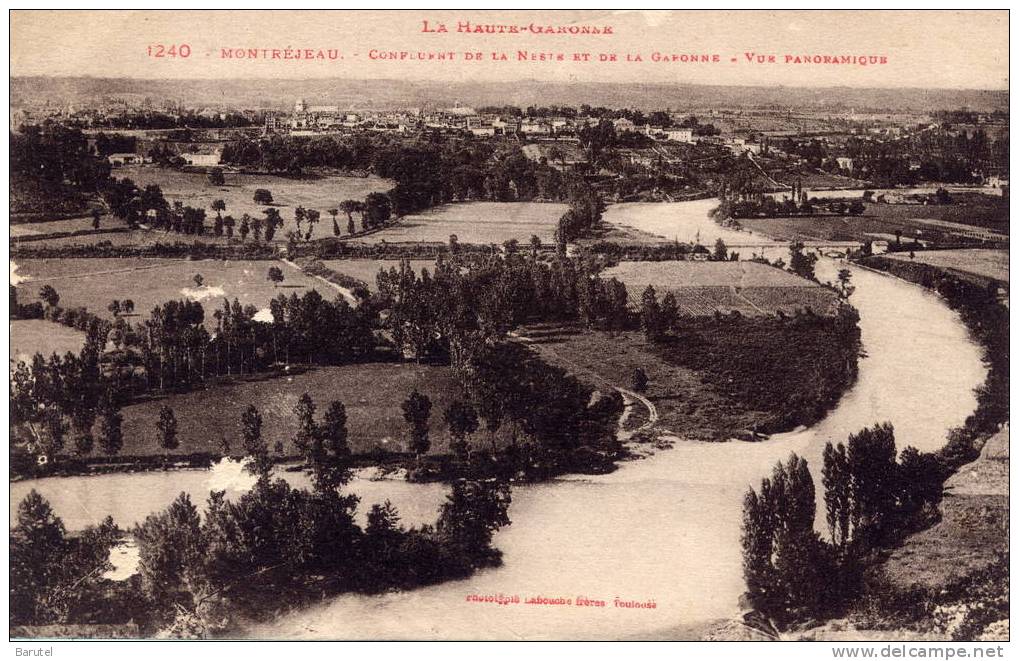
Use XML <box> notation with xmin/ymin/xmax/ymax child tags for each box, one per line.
<box><xmin>279</xmin><ymin>258</ymin><xmax>358</xmax><ymax>305</ymax></box>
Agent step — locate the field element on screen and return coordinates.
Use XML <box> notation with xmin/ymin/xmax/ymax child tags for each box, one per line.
<box><xmin>10</xmin><ymin>216</ymin><xmax>100</xmax><ymax>238</ymax></box>
<box><xmin>10</xmin><ymin>319</ymin><xmax>86</xmax><ymax>365</ymax></box>
<box><xmin>602</xmin><ymin>261</ymin><xmax>837</xmax><ymax>317</ymax></box>
<box><xmin>740</xmin><ymin>196</ymin><xmax>1009</xmax><ymax>246</ymax></box>
<box><xmin>115</xmin><ymin>165</ymin><xmax>393</xmax><ymax>242</ymax></box>
<box><xmin>106</xmin><ymin>363</ymin><xmax>501</xmax><ymax>458</ymax></box>
<box><xmin>320</xmin><ymin>259</ymin><xmax>438</xmax><ymax>291</ymax></box>
<box><xmin>13</xmin><ymin>257</ymin><xmax>341</xmax><ymax>324</ymax></box>
<box><xmin>882</xmin><ymin>249</ymin><xmax>1009</xmax><ymax>285</ymax></box>
<box><xmin>353</xmin><ymin>201</ymin><xmax>568</xmax><ymax>244</ymax></box>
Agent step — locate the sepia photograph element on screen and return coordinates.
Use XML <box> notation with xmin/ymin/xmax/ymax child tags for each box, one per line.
<box><xmin>6</xmin><ymin>8</ymin><xmax>1010</xmax><ymax>649</ymax></box>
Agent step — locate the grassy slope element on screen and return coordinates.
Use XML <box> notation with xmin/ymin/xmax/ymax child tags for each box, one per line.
<box><xmin>518</xmin><ymin>324</ymin><xmax>784</xmax><ymax>440</ymax></box>
<box><xmin>880</xmin><ymin>427</ymin><xmax>1008</xmax><ymax>591</ymax></box>
<box><xmin>881</xmin><ymin>249</ymin><xmax>1009</xmax><ymax>285</ymax></box>
<box><xmin>108</xmin><ymin>363</ymin><xmax>498</xmax><ymax>459</ymax></box>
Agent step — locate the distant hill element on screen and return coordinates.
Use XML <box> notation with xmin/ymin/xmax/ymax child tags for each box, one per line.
<box><xmin>11</xmin><ymin>76</ymin><xmax>1009</xmax><ymax>113</ymax></box>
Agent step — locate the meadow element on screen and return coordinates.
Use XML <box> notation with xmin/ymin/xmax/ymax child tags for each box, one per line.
<box><xmin>10</xmin><ymin>319</ymin><xmax>86</xmax><ymax>365</ymax></box>
<box><xmin>602</xmin><ymin>261</ymin><xmax>837</xmax><ymax>317</ymax></box>
<box><xmin>116</xmin><ymin>165</ymin><xmax>394</xmax><ymax>242</ymax></box>
<box><xmin>883</xmin><ymin>249</ymin><xmax>1009</xmax><ymax>285</ymax></box>
<box><xmin>109</xmin><ymin>363</ymin><xmax>499</xmax><ymax>458</ymax></box>
<box><xmin>13</xmin><ymin>257</ymin><xmax>341</xmax><ymax>325</ymax></box>
<box><xmin>354</xmin><ymin>201</ymin><xmax>568</xmax><ymax>244</ymax></box>
<box><xmin>739</xmin><ymin>197</ymin><xmax>1009</xmax><ymax>246</ymax></box>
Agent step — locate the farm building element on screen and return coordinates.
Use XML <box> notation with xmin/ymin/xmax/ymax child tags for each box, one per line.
<box><xmin>107</xmin><ymin>153</ymin><xmax>145</xmax><ymax>166</ymax></box>
<box><xmin>664</xmin><ymin>128</ymin><xmax>695</xmax><ymax>143</ymax></box>
<box><xmin>181</xmin><ymin>151</ymin><xmax>222</xmax><ymax>167</ymax></box>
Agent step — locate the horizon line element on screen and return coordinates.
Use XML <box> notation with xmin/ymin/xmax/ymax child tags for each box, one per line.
<box><xmin>10</xmin><ymin>74</ymin><xmax>1010</xmax><ymax>94</ymax></box>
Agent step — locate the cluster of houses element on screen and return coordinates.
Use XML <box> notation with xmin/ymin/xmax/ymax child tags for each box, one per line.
<box><xmin>265</xmin><ymin>98</ymin><xmax>712</xmax><ymax>146</ymax></box>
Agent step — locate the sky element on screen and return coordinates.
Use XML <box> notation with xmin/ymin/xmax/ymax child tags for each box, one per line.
<box><xmin>9</xmin><ymin>10</ymin><xmax>1009</xmax><ymax>90</ymax></box>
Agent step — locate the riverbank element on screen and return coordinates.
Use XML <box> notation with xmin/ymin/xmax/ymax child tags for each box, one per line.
<box><xmin>824</xmin><ymin>254</ymin><xmax>1010</xmax><ymax>641</ymax></box>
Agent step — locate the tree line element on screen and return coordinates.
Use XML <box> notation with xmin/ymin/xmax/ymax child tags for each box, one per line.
<box><xmin>741</xmin><ymin>423</ymin><xmax>957</xmax><ymax>628</ymax></box>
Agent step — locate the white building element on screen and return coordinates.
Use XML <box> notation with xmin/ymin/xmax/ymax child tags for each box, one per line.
<box><xmin>181</xmin><ymin>151</ymin><xmax>222</xmax><ymax>167</ymax></box>
<box><xmin>664</xmin><ymin>128</ymin><xmax>695</xmax><ymax>143</ymax></box>
<box><xmin>520</xmin><ymin>120</ymin><xmax>551</xmax><ymax>135</ymax></box>
<box><xmin>107</xmin><ymin>153</ymin><xmax>143</xmax><ymax>166</ymax></box>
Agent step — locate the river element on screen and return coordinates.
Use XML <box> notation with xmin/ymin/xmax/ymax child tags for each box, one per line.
<box><xmin>9</xmin><ymin>199</ymin><xmax>987</xmax><ymax>640</ymax></box>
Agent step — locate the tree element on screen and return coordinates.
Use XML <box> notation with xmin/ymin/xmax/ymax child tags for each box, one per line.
<box><xmin>107</xmin><ymin>299</ymin><xmax>122</xmax><ymax>317</ymax></box>
<box><xmin>132</xmin><ymin>492</ymin><xmax>205</xmax><ymax>615</ymax></box>
<box><xmin>847</xmin><ymin>200</ymin><xmax>865</xmax><ymax>216</ymax></box>
<box><xmin>788</xmin><ymin>242</ymin><xmax>818</xmax><ymax>281</ymax></box>
<box><xmin>305</xmin><ymin>209</ymin><xmax>321</xmax><ymax>241</ymax></box>
<box><xmin>713</xmin><ymin>238</ymin><xmax>728</xmax><ymax>261</ymax></box>
<box><xmin>97</xmin><ymin>398</ymin><xmax>123</xmax><ymax>455</ymax></box>
<box><xmin>659</xmin><ymin>292</ymin><xmax>678</xmax><ymax>334</ymax></box>
<box><xmin>639</xmin><ymin>285</ymin><xmax>662</xmax><ymax>341</ymax></box>
<box><xmin>253</xmin><ymin>188</ymin><xmax>273</xmax><ymax>205</ymax></box>
<box><xmin>91</xmin><ymin>208</ymin><xmax>101</xmax><ymax>230</ymax></box>
<box><xmin>241</xmin><ymin>404</ymin><xmax>271</xmax><ymax>477</ymax></box>
<box><xmin>264</xmin><ymin>208</ymin><xmax>282</xmax><ymax>241</ymax></box>
<box><xmin>364</xmin><ymin>192</ymin><xmax>392</xmax><ymax>227</ymax></box>
<box><xmin>193</xmin><ymin>274</ymin><xmax>204</xmax><ymax>288</ymax></box>
<box><xmin>11</xmin><ymin>491</ymin><xmax>119</xmax><ymax>626</ymax></box>
<box><xmin>822</xmin><ymin>442</ymin><xmax>852</xmax><ymax>548</ymax></box>
<box><xmin>444</xmin><ymin>401</ymin><xmax>479</xmax><ymax>462</ymax></box>
<box><xmin>74</xmin><ymin>431</ymin><xmax>94</xmax><ymax>456</ymax></box>
<box><xmin>402</xmin><ymin>390</ymin><xmax>432</xmax><ymax>458</ymax></box>
<box><xmin>267</xmin><ymin>266</ymin><xmax>285</xmax><ymax>288</ymax></box>
<box><xmin>436</xmin><ymin>479</ymin><xmax>512</xmax><ymax>564</ymax></box>
<box><xmin>207</xmin><ymin>169</ymin><xmax>225</xmax><ymax>186</ymax></box>
<box><xmin>741</xmin><ymin>453</ymin><xmax>825</xmax><ymax>618</ymax></box>
<box><xmin>529</xmin><ymin>234</ymin><xmax>542</xmax><ymax>258</ymax></box>
<box><xmin>632</xmin><ymin>367</ymin><xmax>649</xmax><ymax>393</ymax></box>
<box><xmin>123</xmin><ymin>299</ymin><xmax>135</xmax><ymax>315</ymax></box>
<box><xmin>312</xmin><ymin>400</ymin><xmax>351</xmax><ymax>492</ymax></box>
<box><xmin>339</xmin><ymin>199</ymin><xmax>359</xmax><ymax>231</ymax></box>
<box><xmin>328</xmin><ymin>208</ymin><xmax>340</xmax><ymax>236</ymax></box>
<box><xmin>239</xmin><ymin>215</ymin><xmax>250</xmax><ymax>241</ymax></box>
<box><xmin>293</xmin><ymin>393</ymin><xmax>317</xmax><ymax>457</ymax></box>
<box><xmin>835</xmin><ymin>268</ymin><xmax>854</xmax><ymax>300</ymax></box>
<box><xmin>157</xmin><ymin>405</ymin><xmax>179</xmax><ymax>454</ymax></box>
<box><xmin>39</xmin><ymin>285</ymin><xmax>59</xmax><ymax>308</ymax></box>
<box><xmin>845</xmin><ymin>422</ymin><xmax>898</xmax><ymax>546</ymax></box>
